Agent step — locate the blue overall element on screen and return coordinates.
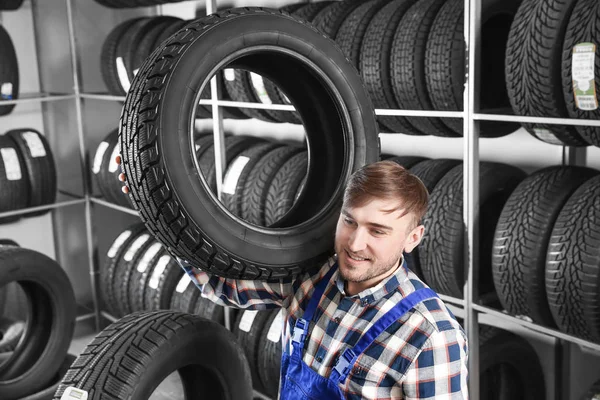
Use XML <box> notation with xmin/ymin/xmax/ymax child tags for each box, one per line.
<box><xmin>280</xmin><ymin>264</ymin><xmax>438</xmax><ymax>399</ymax></box>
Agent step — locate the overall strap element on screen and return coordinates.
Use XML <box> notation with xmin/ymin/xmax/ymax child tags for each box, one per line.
<box><xmin>330</xmin><ymin>288</ymin><xmax>438</xmax><ymax>383</ymax></box>
<box><xmin>291</xmin><ymin>263</ymin><xmax>338</xmax><ymax>346</ymax></box>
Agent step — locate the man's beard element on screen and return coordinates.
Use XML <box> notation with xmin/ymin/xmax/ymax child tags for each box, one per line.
<box><xmin>337</xmin><ymin>246</ymin><xmax>404</xmax><ymax>283</ymax></box>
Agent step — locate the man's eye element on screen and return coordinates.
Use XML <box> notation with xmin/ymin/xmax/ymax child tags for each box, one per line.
<box><xmin>344</xmin><ymin>218</ymin><xmax>354</xmax><ymax>225</ymax></box>
<box><xmin>373</xmin><ymin>230</ymin><xmax>384</xmax><ymax>235</ymax></box>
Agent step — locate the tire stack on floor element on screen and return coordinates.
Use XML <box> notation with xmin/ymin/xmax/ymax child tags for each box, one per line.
<box><xmin>92</xmin><ymin>129</ymin><xmax>131</xmax><ymax>208</ymax></box>
<box><xmin>0</xmin><ymin>129</ymin><xmax>57</xmax><ymax>223</ymax></box>
<box><xmin>0</xmin><ymin>241</ymin><xmax>76</xmax><ymax>400</ymax></box>
<box><xmin>0</xmin><ymin>23</ymin><xmax>19</xmax><ymax>116</ymax></box>
<box><xmin>492</xmin><ymin>169</ymin><xmax>600</xmax><ymax>343</ymax></box>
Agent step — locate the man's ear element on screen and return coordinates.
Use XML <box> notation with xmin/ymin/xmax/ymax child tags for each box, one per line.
<box><xmin>404</xmin><ymin>225</ymin><xmax>424</xmax><ymax>253</ymax></box>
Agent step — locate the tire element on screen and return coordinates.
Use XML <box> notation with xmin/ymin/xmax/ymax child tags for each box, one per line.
<box><xmin>142</xmin><ymin>251</ymin><xmax>183</xmax><ymax>312</ymax></box>
<box><xmin>420</xmin><ymin>162</ymin><xmax>527</xmax><ymax>298</ymax></box>
<box><xmin>193</xmin><ymin>294</ymin><xmax>225</xmax><ymax>326</ymax></box>
<box><xmin>480</xmin><ymin>331</ymin><xmax>546</xmax><ymax>400</ymax></box>
<box><xmin>0</xmin><ymin>318</ymin><xmax>24</xmax><ymax>353</ymax></box>
<box><xmin>546</xmin><ymin>175</ymin><xmax>600</xmax><ymax>341</ymax></box>
<box><xmin>128</xmin><ymin>240</ymin><xmax>163</xmax><ymax>313</ymax></box>
<box><xmin>199</xmin><ymin>71</ymin><xmax>251</xmax><ymax>120</ymax></box>
<box><xmin>561</xmin><ymin>0</ymin><xmax>600</xmax><ymax>147</ymax></box>
<box><xmin>581</xmin><ymin>379</ymin><xmax>600</xmax><ymax>400</ymax></box>
<box><xmin>223</xmin><ymin>69</ymin><xmax>280</xmax><ymax>122</ymax></box>
<box><xmin>0</xmin><ymin>0</ymin><xmax>24</xmax><ymax>10</ymax></box>
<box><xmin>0</xmin><ymin>247</ymin><xmax>76</xmax><ymax>400</ymax></box>
<box><xmin>120</xmin><ymin>8</ymin><xmax>379</xmax><ymax>280</ymax></box>
<box><xmin>105</xmin><ymin>138</ymin><xmax>132</xmax><ymax>209</ymax></box>
<box><xmin>19</xmin><ymin>354</ymin><xmax>76</xmax><ymax>400</ymax></box>
<box><xmin>492</xmin><ymin>166</ymin><xmax>599</xmax><ymax>327</ymax></box>
<box><xmin>387</xmin><ymin>155</ymin><xmax>429</xmax><ymax>169</ymax></box>
<box><xmin>0</xmin><ymin>25</ymin><xmax>19</xmax><ymax>116</ymax></box>
<box><xmin>132</xmin><ymin>17</ymin><xmax>182</xmax><ymax>78</ymax></box>
<box><xmin>6</xmin><ymin>129</ymin><xmax>57</xmax><ymax>215</ymax></box>
<box><xmin>101</xmin><ymin>224</ymin><xmax>147</xmax><ymax>316</ymax></box>
<box><xmin>53</xmin><ymin>311</ymin><xmax>253</xmax><ymax>400</ymax></box>
<box><xmin>92</xmin><ymin>129</ymin><xmax>118</xmax><ymax>203</ymax></box>
<box><xmin>426</xmin><ymin>0</ymin><xmax>521</xmax><ymax>138</ymax></box>
<box><xmin>264</xmin><ymin>151</ymin><xmax>308</xmax><ymax>227</ymax></box>
<box><xmin>312</xmin><ymin>0</ymin><xmax>365</xmax><ymax>39</ymax></box>
<box><xmin>257</xmin><ymin>309</ymin><xmax>283</xmax><ymax>399</ymax></box>
<box><xmin>391</xmin><ymin>0</ymin><xmax>457</xmax><ymax>137</ymax></box>
<box><xmin>506</xmin><ymin>0</ymin><xmax>587</xmax><ymax>146</ymax></box>
<box><xmin>335</xmin><ymin>0</ymin><xmax>390</xmax><ymax>71</ymax></box>
<box><xmin>406</xmin><ymin>159</ymin><xmax>461</xmax><ymax>280</ymax></box>
<box><xmin>242</xmin><ymin>145</ymin><xmax>303</xmax><ymax>226</ymax></box>
<box><xmin>360</xmin><ymin>0</ymin><xmax>423</xmax><ymax>135</ymax></box>
<box><xmin>233</xmin><ymin>310</ymin><xmax>271</xmax><ymax>393</ymax></box>
<box><xmin>169</xmin><ymin>274</ymin><xmax>200</xmax><ymax>314</ymax></box>
<box><xmin>0</xmin><ymin>134</ymin><xmax>29</xmax><ymax>222</ymax></box>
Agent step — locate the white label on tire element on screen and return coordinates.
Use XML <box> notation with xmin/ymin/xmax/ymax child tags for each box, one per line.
<box><xmin>93</xmin><ymin>141</ymin><xmax>109</xmax><ymax>174</ymax></box>
<box><xmin>116</xmin><ymin>57</ymin><xmax>131</xmax><ymax>93</ymax></box>
<box><xmin>222</xmin><ymin>156</ymin><xmax>249</xmax><ymax>195</ymax></box>
<box><xmin>238</xmin><ymin>310</ymin><xmax>258</xmax><ymax>332</ymax></box>
<box><xmin>224</xmin><ymin>68</ymin><xmax>235</xmax><ymax>81</ymax></box>
<box><xmin>1</xmin><ymin>148</ymin><xmax>22</xmax><ymax>181</ymax></box>
<box><xmin>176</xmin><ymin>274</ymin><xmax>191</xmax><ymax>293</ymax></box>
<box><xmin>137</xmin><ymin>242</ymin><xmax>162</xmax><ymax>273</ymax></box>
<box><xmin>532</xmin><ymin>128</ymin><xmax>564</xmax><ymax>145</ymax></box>
<box><xmin>123</xmin><ymin>233</ymin><xmax>151</xmax><ymax>262</ymax></box>
<box><xmin>249</xmin><ymin>73</ymin><xmax>272</xmax><ymax>104</ymax></box>
<box><xmin>148</xmin><ymin>255</ymin><xmax>171</xmax><ymax>289</ymax></box>
<box><xmin>22</xmin><ymin>132</ymin><xmax>46</xmax><ymax>158</ymax></box>
<box><xmin>1</xmin><ymin>82</ymin><xmax>13</xmax><ymax>99</ymax></box>
<box><xmin>107</xmin><ymin>230</ymin><xmax>131</xmax><ymax>258</ymax></box>
<box><xmin>108</xmin><ymin>143</ymin><xmax>120</xmax><ymax>173</ymax></box>
<box><xmin>267</xmin><ymin>310</ymin><xmax>284</xmax><ymax>343</ymax></box>
<box><xmin>60</xmin><ymin>387</ymin><xmax>89</xmax><ymax>400</ymax></box>
<box><xmin>572</xmin><ymin>43</ymin><xmax>598</xmax><ymax>111</ymax></box>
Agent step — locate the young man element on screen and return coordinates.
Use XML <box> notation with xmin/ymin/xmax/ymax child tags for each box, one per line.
<box><xmin>118</xmin><ymin>158</ymin><xmax>469</xmax><ymax>399</ymax></box>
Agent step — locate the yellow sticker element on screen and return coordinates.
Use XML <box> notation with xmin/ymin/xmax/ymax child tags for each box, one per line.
<box><xmin>572</xmin><ymin>42</ymin><xmax>598</xmax><ymax>111</ymax></box>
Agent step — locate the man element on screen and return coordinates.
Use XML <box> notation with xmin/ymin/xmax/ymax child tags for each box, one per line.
<box><xmin>118</xmin><ymin>157</ymin><xmax>469</xmax><ymax>399</ymax></box>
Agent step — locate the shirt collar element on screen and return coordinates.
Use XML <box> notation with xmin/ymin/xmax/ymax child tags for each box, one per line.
<box><xmin>334</xmin><ymin>255</ymin><xmax>410</xmax><ymax>304</ymax></box>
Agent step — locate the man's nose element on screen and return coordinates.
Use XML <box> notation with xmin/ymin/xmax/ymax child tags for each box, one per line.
<box><xmin>348</xmin><ymin>228</ymin><xmax>367</xmax><ymax>252</ymax></box>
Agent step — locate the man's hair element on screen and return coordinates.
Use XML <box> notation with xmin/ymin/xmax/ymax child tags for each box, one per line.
<box><xmin>343</xmin><ymin>160</ymin><xmax>429</xmax><ymax>228</ymax></box>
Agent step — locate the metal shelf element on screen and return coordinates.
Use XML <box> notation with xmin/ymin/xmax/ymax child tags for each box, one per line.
<box><xmin>253</xmin><ymin>390</ymin><xmax>273</xmax><ymax>400</ymax></box>
<box><xmin>474</xmin><ymin>112</ymin><xmax>600</xmax><ymax>127</ymax></box>
<box><xmin>0</xmin><ymin>92</ymin><xmax>75</xmax><ymax>106</ymax></box>
<box><xmin>90</xmin><ymin>197</ymin><xmax>140</xmax><ymax>217</ymax></box>
<box><xmin>474</xmin><ymin>304</ymin><xmax>600</xmax><ymax>355</ymax></box>
<box><xmin>80</xmin><ymin>93</ymin><xmax>126</xmax><ymax>102</ymax></box>
<box><xmin>0</xmin><ymin>192</ymin><xmax>85</xmax><ymax>219</ymax></box>
<box><xmin>438</xmin><ymin>293</ymin><xmax>463</xmax><ymax>307</ymax></box>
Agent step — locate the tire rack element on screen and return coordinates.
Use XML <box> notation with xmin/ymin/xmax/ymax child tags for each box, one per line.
<box><xmin>1</xmin><ymin>0</ymin><xmax>595</xmax><ymax>399</ymax></box>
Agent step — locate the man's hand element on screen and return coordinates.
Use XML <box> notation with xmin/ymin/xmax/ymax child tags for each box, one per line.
<box><xmin>115</xmin><ymin>155</ymin><xmax>130</xmax><ymax>194</ymax></box>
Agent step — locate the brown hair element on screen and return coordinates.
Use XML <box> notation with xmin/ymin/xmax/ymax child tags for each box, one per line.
<box><xmin>343</xmin><ymin>160</ymin><xmax>429</xmax><ymax>227</ymax></box>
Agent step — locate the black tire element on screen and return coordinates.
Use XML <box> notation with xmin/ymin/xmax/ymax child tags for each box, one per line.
<box><xmin>312</xmin><ymin>0</ymin><xmax>365</xmax><ymax>39</ymax></box>
<box><xmin>223</xmin><ymin>69</ymin><xmax>281</xmax><ymax>122</ymax></box>
<box><xmin>388</xmin><ymin>155</ymin><xmax>429</xmax><ymax>169</ymax></box>
<box><xmin>170</xmin><ymin>274</ymin><xmax>200</xmax><ymax>314</ymax></box>
<box><xmin>19</xmin><ymin>353</ymin><xmax>76</xmax><ymax>400</ymax></box>
<box><xmin>6</xmin><ymin>129</ymin><xmax>57</xmax><ymax>215</ymax></box>
<box><xmin>506</xmin><ymin>0</ymin><xmax>587</xmax><ymax>146</ymax></box>
<box><xmin>120</xmin><ymin>8</ymin><xmax>379</xmax><ymax>280</ymax></box>
<box><xmin>0</xmin><ymin>247</ymin><xmax>76</xmax><ymax>400</ymax></box>
<box><xmin>293</xmin><ymin>2</ymin><xmax>335</xmax><ymax>22</ymax></box>
<box><xmin>406</xmin><ymin>159</ymin><xmax>461</xmax><ymax>280</ymax></box>
<box><xmin>426</xmin><ymin>0</ymin><xmax>521</xmax><ymax>138</ymax></box>
<box><xmin>192</xmin><ymin>294</ymin><xmax>225</xmax><ymax>325</ymax></box>
<box><xmin>101</xmin><ymin>224</ymin><xmax>147</xmax><ymax>316</ymax></box>
<box><xmin>106</xmin><ymin>139</ymin><xmax>133</xmax><ymax>209</ymax></box>
<box><xmin>242</xmin><ymin>145</ymin><xmax>303</xmax><ymax>226</ymax></box>
<box><xmin>0</xmin><ymin>318</ymin><xmax>24</xmax><ymax>353</ymax></box>
<box><xmin>391</xmin><ymin>0</ymin><xmax>457</xmax><ymax>137</ymax></box>
<box><xmin>93</xmin><ymin>129</ymin><xmax>118</xmax><ymax>203</ymax></box>
<box><xmin>53</xmin><ymin>311</ymin><xmax>253</xmax><ymax>400</ymax></box>
<box><xmin>546</xmin><ymin>175</ymin><xmax>600</xmax><ymax>341</ymax></box>
<box><xmin>142</xmin><ymin>251</ymin><xmax>184</xmax><ymax>311</ymax></box>
<box><xmin>420</xmin><ymin>162</ymin><xmax>527</xmax><ymax>298</ymax></box>
<box><xmin>561</xmin><ymin>0</ymin><xmax>600</xmax><ymax>147</ymax></box>
<box><xmin>128</xmin><ymin>240</ymin><xmax>163</xmax><ymax>313</ymax></box>
<box><xmin>132</xmin><ymin>17</ymin><xmax>182</xmax><ymax>79</ymax></box>
<box><xmin>257</xmin><ymin>309</ymin><xmax>283</xmax><ymax>399</ymax></box>
<box><xmin>492</xmin><ymin>166</ymin><xmax>599</xmax><ymax>327</ymax></box>
<box><xmin>0</xmin><ymin>134</ymin><xmax>29</xmax><ymax>222</ymax></box>
<box><xmin>0</xmin><ymin>0</ymin><xmax>24</xmax><ymax>10</ymax></box>
<box><xmin>200</xmin><ymin>71</ymin><xmax>251</xmax><ymax>120</ymax></box>
<box><xmin>233</xmin><ymin>310</ymin><xmax>271</xmax><ymax>393</ymax></box>
<box><xmin>264</xmin><ymin>151</ymin><xmax>308</xmax><ymax>227</ymax></box>
<box><xmin>360</xmin><ymin>0</ymin><xmax>423</xmax><ymax>135</ymax></box>
<box><xmin>0</xmin><ymin>25</ymin><xmax>19</xmax><ymax>116</ymax></box>
<box><xmin>581</xmin><ymin>380</ymin><xmax>600</xmax><ymax>400</ymax></box>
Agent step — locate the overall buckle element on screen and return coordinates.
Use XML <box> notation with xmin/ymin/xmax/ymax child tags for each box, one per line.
<box><xmin>292</xmin><ymin>318</ymin><xmax>308</xmax><ymax>344</ymax></box>
<box><xmin>333</xmin><ymin>348</ymin><xmax>357</xmax><ymax>382</ymax></box>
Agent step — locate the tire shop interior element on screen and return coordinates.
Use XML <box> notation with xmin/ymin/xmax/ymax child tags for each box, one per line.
<box><xmin>1</xmin><ymin>0</ymin><xmax>600</xmax><ymax>399</ymax></box>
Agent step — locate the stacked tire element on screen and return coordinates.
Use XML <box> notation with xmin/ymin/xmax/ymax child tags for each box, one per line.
<box><xmin>94</xmin><ymin>0</ymin><xmax>193</xmax><ymax>7</ymax></box>
<box><xmin>0</xmin><ymin>244</ymin><xmax>76</xmax><ymax>400</ymax></box>
<box><xmin>92</xmin><ymin>129</ymin><xmax>131</xmax><ymax>208</ymax></box>
<box><xmin>492</xmin><ymin>169</ymin><xmax>600</xmax><ymax>343</ymax></box>
<box><xmin>0</xmin><ymin>129</ymin><xmax>57</xmax><ymax>222</ymax></box>
<box><xmin>0</xmin><ymin>24</ymin><xmax>19</xmax><ymax>115</ymax></box>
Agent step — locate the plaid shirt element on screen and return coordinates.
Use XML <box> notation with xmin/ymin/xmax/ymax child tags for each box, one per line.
<box><xmin>182</xmin><ymin>256</ymin><xmax>469</xmax><ymax>399</ymax></box>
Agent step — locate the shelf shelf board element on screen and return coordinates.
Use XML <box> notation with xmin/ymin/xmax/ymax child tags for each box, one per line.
<box><xmin>0</xmin><ymin>192</ymin><xmax>85</xmax><ymax>219</ymax></box>
<box><xmin>474</xmin><ymin>112</ymin><xmax>600</xmax><ymax>127</ymax></box>
<box><xmin>473</xmin><ymin>304</ymin><xmax>600</xmax><ymax>354</ymax></box>
<box><xmin>80</xmin><ymin>93</ymin><xmax>126</xmax><ymax>102</ymax></box>
<box><xmin>199</xmin><ymin>99</ymin><xmax>295</xmax><ymax>111</ymax></box>
<box><xmin>101</xmin><ymin>311</ymin><xmax>118</xmax><ymax>324</ymax></box>
<box><xmin>90</xmin><ymin>197</ymin><xmax>140</xmax><ymax>216</ymax></box>
<box><xmin>438</xmin><ymin>293</ymin><xmax>464</xmax><ymax>307</ymax></box>
<box><xmin>253</xmin><ymin>390</ymin><xmax>273</xmax><ymax>400</ymax></box>
<box><xmin>0</xmin><ymin>93</ymin><xmax>75</xmax><ymax>106</ymax></box>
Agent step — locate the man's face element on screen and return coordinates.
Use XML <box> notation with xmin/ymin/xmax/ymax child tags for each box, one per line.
<box><xmin>334</xmin><ymin>198</ymin><xmax>424</xmax><ymax>284</ymax></box>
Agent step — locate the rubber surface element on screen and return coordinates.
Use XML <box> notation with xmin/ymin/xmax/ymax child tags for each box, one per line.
<box><xmin>0</xmin><ymin>24</ymin><xmax>19</xmax><ymax>115</ymax></box>
<box><xmin>233</xmin><ymin>310</ymin><xmax>271</xmax><ymax>393</ymax></box>
<box><xmin>0</xmin><ymin>134</ymin><xmax>29</xmax><ymax>222</ymax></box>
<box><xmin>257</xmin><ymin>309</ymin><xmax>283</xmax><ymax>399</ymax></box>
